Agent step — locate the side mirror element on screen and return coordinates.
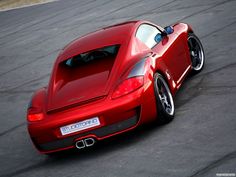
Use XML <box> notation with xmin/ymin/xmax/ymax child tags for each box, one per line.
<box><xmin>154</xmin><ymin>33</ymin><xmax>162</xmax><ymax>43</ymax></box>
<box><xmin>164</xmin><ymin>26</ymin><xmax>174</xmax><ymax>35</ymax></box>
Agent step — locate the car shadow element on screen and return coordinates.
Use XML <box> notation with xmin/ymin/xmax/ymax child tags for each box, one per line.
<box><xmin>174</xmin><ymin>73</ymin><xmax>205</xmax><ymax>109</ymax></box>
<box><xmin>2</xmin><ymin>123</ymin><xmax>168</xmax><ymax>177</ymax></box>
<box><xmin>44</xmin><ymin>122</ymin><xmax>166</xmax><ymax>162</ymax></box>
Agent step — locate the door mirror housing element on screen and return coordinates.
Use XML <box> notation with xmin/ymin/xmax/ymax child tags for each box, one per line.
<box><xmin>155</xmin><ymin>26</ymin><xmax>174</xmax><ymax>43</ymax></box>
<box><xmin>154</xmin><ymin>33</ymin><xmax>162</xmax><ymax>43</ymax></box>
<box><xmin>164</xmin><ymin>26</ymin><xmax>174</xmax><ymax>35</ymax></box>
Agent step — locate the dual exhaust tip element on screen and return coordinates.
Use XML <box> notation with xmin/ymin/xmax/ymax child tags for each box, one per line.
<box><xmin>75</xmin><ymin>138</ymin><xmax>96</xmax><ymax>149</ymax></box>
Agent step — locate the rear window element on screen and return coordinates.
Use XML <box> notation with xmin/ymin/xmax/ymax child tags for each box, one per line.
<box><xmin>64</xmin><ymin>45</ymin><xmax>120</xmax><ymax>68</ymax></box>
<box><xmin>55</xmin><ymin>45</ymin><xmax>120</xmax><ymax>84</ymax></box>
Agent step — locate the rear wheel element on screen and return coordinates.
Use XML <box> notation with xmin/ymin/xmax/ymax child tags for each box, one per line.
<box><xmin>154</xmin><ymin>73</ymin><xmax>175</xmax><ymax>124</ymax></box>
<box><xmin>187</xmin><ymin>33</ymin><xmax>205</xmax><ymax>74</ymax></box>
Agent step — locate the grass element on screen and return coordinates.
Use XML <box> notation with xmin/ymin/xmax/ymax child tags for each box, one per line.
<box><xmin>0</xmin><ymin>0</ymin><xmax>55</xmax><ymax>11</ymax></box>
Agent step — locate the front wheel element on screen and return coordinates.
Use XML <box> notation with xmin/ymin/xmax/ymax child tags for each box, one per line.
<box><xmin>154</xmin><ymin>73</ymin><xmax>175</xmax><ymax>124</ymax></box>
<box><xmin>187</xmin><ymin>33</ymin><xmax>205</xmax><ymax>74</ymax></box>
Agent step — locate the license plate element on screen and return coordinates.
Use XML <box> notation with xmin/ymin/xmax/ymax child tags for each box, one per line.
<box><xmin>60</xmin><ymin>117</ymin><xmax>100</xmax><ymax>136</ymax></box>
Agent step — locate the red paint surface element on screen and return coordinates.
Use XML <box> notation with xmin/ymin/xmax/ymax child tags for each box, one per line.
<box><xmin>27</xmin><ymin>20</ymin><xmax>193</xmax><ymax>154</ymax></box>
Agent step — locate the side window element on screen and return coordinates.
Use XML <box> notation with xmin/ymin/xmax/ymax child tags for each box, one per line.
<box><xmin>136</xmin><ymin>24</ymin><xmax>161</xmax><ymax>48</ymax></box>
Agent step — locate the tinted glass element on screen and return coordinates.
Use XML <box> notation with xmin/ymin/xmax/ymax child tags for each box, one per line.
<box><xmin>64</xmin><ymin>45</ymin><xmax>119</xmax><ymax>67</ymax></box>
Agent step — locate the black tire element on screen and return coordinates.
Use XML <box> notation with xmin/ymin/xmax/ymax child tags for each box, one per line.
<box><xmin>154</xmin><ymin>73</ymin><xmax>175</xmax><ymax>124</ymax></box>
<box><xmin>187</xmin><ymin>33</ymin><xmax>205</xmax><ymax>74</ymax></box>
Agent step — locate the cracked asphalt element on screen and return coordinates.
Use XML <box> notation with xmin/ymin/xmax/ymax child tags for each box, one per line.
<box><xmin>0</xmin><ymin>0</ymin><xmax>236</xmax><ymax>176</ymax></box>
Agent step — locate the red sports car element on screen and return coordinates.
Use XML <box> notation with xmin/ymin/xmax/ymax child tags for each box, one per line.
<box><xmin>27</xmin><ymin>20</ymin><xmax>205</xmax><ymax>154</ymax></box>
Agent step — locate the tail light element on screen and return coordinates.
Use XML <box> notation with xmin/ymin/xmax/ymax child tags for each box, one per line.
<box><xmin>27</xmin><ymin>107</ymin><xmax>44</xmax><ymax>122</ymax></box>
<box><xmin>112</xmin><ymin>76</ymin><xmax>144</xmax><ymax>99</ymax></box>
<box><xmin>112</xmin><ymin>56</ymin><xmax>151</xmax><ymax>99</ymax></box>
<box><xmin>27</xmin><ymin>88</ymin><xmax>47</xmax><ymax>122</ymax></box>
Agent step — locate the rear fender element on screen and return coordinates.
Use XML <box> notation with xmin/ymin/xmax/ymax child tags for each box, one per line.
<box><xmin>154</xmin><ymin>58</ymin><xmax>177</xmax><ymax>96</ymax></box>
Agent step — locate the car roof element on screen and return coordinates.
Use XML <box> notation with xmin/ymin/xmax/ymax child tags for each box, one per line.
<box><xmin>57</xmin><ymin>20</ymin><xmax>142</xmax><ymax>63</ymax></box>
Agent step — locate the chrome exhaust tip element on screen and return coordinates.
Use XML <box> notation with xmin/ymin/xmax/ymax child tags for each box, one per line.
<box><xmin>84</xmin><ymin>138</ymin><xmax>95</xmax><ymax>147</ymax></box>
<box><xmin>75</xmin><ymin>140</ymin><xmax>85</xmax><ymax>149</ymax></box>
<box><xmin>75</xmin><ymin>138</ymin><xmax>96</xmax><ymax>149</ymax></box>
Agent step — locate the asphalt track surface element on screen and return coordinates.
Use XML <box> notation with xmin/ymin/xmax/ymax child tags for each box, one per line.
<box><xmin>0</xmin><ymin>0</ymin><xmax>236</xmax><ymax>177</ymax></box>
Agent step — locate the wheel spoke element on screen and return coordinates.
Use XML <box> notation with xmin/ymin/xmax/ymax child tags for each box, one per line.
<box><xmin>159</xmin><ymin>95</ymin><xmax>165</xmax><ymax>102</ymax></box>
<box><xmin>159</xmin><ymin>91</ymin><xmax>172</xmax><ymax>112</ymax></box>
<box><xmin>159</xmin><ymin>95</ymin><xmax>166</xmax><ymax>107</ymax></box>
<box><xmin>165</xmin><ymin>107</ymin><xmax>172</xmax><ymax>114</ymax></box>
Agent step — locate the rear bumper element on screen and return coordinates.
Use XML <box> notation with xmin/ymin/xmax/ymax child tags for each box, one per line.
<box><xmin>34</xmin><ymin>114</ymin><xmax>139</xmax><ymax>153</ymax></box>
